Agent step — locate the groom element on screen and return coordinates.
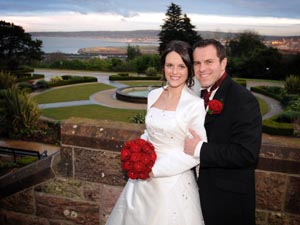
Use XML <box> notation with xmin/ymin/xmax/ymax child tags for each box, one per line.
<box><xmin>184</xmin><ymin>39</ymin><xmax>262</xmax><ymax>225</ymax></box>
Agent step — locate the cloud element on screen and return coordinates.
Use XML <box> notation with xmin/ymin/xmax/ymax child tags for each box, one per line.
<box><xmin>1</xmin><ymin>0</ymin><xmax>299</xmax><ymax>35</ymax></box>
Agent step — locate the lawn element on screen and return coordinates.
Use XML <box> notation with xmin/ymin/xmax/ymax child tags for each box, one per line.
<box><xmin>41</xmin><ymin>105</ymin><xmax>145</xmax><ymax>122</ymax></box>
<box><xmin>256</xmin><ymin>97</ymin><xmax>268</xmax><ymax>116</ymax></box>
<box><xmin>33</xmin><ymin>80</ymin><xmax>270</xmax><ymax>122</ymax></box>
<box><xmin>32</xmin><ymin>83</ymin><xmax>114</xmax><ymax>104</ymax></box>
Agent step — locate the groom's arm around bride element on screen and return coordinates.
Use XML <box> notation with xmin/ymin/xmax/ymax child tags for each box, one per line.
<box><xmin>184</xmin><ymin>39</ymin><xmax>262</xmax><ymax>225</ymax></box>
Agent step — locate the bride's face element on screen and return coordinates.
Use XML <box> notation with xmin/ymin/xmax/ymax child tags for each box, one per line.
<box><xmin>164</xmin><ymin>51</ymin><xmax>188</xmax><ymax>89</ymax></box>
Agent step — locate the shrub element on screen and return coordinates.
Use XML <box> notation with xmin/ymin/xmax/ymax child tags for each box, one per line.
<box><xmin>118</xmin><ymin>73</ymin><xmax>129</xmax><ymax>77</ymax></box>
<box><xmin>0</xmin><ymin>71</ymin><xmax>17</xmax><ymax>89</ymax></box>
<box><xmin>47</xmin><ymin>76</ymin><xmax>97</xmax><ymax>87</ymax></box>
<box><xmin>0</xmin><ymin>87</ymin><xmax>41</xmax><ymax>138</ymax></box>
<box><xmin>276</xmin><ymin>111</ymin><xmax>300</xmax><ymax>123</ymax></box>
<box><xmin>286</xmin><ymin>96</ymin><xmax>300</xmax><ymax>111</ymax></box>
<box><xmin>61</xmin><ymin>75</ymin><xmax>72</xmax><ymax>80</ymax></box>
<box><xmin>262</xmin><ymin>116</ymin><xmax>294</xmax><ymax>136</ymax></box>
<box><xmin>17</xmin><ymin>82</ymin><xmax>33</xmax><ymax>92</ymax></box>
<box><xmin>284</xmin><ymin>74</ymin><xmax>300</xmax><ymax>94</ymax></box>
<box><xmin>50</xmin><ymin>76</ymin><xmax>63</xmax><ymax>83</ymax></box>
<box><xmin>145</xmin><ymin>67</ymin><xmax>158</xmax><ymax>76</ymax></box>
<box><xmin>33</xmin><ymin>80</ymin><xmax>49</xmax><ymax>90</ymax></box>
<box><xmin>130</xmin><ymin>111</ymin><xmax>146</xmax><ymax>124</ymax></box>
<box><xmin>250</xmin><ymin>86</ymin><xmax>283</xmax><ymax>101</ymax></box>
<box><xmin>16</xmin><ymin>74</ymin><xmax>44</xmax><ymax>82</ymax></box>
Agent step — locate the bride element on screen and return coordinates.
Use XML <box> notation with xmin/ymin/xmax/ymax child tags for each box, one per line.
<box><xmin>105</xmin><ymin>40</ymin><xmax>207</xmax><ymax>225</ymax></box>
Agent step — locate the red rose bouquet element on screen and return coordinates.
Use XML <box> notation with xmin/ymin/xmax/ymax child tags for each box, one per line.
<box><xmin>207</xmin><ymin>99</ymin><xmax>223</xmax><ymax>114</ymax></box>
<box><xmin>120</xmin><ymin>138</ymin><xmax>156</xmax><ymax>180</ymax></box>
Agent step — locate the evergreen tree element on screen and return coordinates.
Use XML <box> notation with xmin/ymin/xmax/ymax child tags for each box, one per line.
<box><xmin>158</xmin><ymin>3</ymin><xmax>201</xmax><ymax>54</ymax></box>
<box><xmin>0</xmin><ymin>20</ymin><xmax>44</xmax><ymax>71</ymax></box>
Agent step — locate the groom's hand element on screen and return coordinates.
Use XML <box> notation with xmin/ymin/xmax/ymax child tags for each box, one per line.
<box><xmin>184</xmin><ymin>128</ymin><xmax>201</xmax><ymax>156</ymax></box>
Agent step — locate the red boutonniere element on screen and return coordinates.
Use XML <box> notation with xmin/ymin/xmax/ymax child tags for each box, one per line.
<box><xmin>207</xmin><ymin>99</ymin><xmax>223</xmax><ymax>115</ymax></box>
<box><xmin>120</xmin><ymin>138</ymin><xmax>156</xmax><ymax>180</ymax></box>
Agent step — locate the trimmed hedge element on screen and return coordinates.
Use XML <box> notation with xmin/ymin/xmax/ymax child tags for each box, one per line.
<box><xmin>235</xmin><ymin>79</ymin><xmax>246</xmax><ymax>87</ymax></box>
<box><xmin>262</xmin><ymin>115</ymin><xmax>294</xmax><ymax>136</ymax></box>
<box><xmin>109</xmin><ymin>75</ymin><xmax>162</xmax><ymax>81</ymax></box>
<box><xmin>47</xmin><ymin>76</ymin><xmax>97</xmax><ymax>87</ymax></box>
<box><xmin>250</xmin><ymin>86</ymin><xmax>283</xmax><ymax>101</ymax></box>
<box><xmin>17</xmin><ymin>74</ymin><xmax>44</xmax><ymax>82</ymax></box>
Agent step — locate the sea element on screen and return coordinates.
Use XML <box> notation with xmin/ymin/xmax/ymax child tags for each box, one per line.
<box><xmin>33</xmin><ymin>36</ymin><xmax>158</xmax><ymax>54</ymax></box>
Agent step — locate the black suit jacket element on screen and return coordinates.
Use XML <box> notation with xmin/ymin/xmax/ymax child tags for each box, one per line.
<box><xmin>198</xmin><ymin>75</ymin><xmax>262</xmax><ymax>225</ymax></box>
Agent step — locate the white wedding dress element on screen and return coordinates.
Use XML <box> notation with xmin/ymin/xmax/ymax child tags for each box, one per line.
<box><xmin>106</xmin><ymin>107</ymin><xmax>205</xmax><ymax>225</ymax></box>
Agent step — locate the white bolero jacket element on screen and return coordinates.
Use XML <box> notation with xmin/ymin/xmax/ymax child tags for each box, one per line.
<box><xmin>140</xmin><ymin>85</ymin><xmax>207</xmax><ymax>178</ymax></box>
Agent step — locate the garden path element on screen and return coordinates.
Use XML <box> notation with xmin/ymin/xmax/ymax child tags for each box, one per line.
<box><xmin>34</xmin><ymin>69</ymin><xmax>283</xmax><ymax>118</ymax></box>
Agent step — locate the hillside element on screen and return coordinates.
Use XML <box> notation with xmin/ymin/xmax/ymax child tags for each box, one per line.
<box><xmin>31</xmin><ymin>30</ymin><xmax>300</xmax><ymax>41</ymax></box>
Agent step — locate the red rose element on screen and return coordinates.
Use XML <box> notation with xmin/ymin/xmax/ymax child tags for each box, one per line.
<box><xmin>139</xmin><ymin>172</ymin><xmax>150</xmax><ymax>180</ymax></box>
<box><xmin>130</xmin><ymin>152</ymin><xmax>142</xmax><ymax>162</ymax></box>
<box><xmin>130</xmin><ymin>143</ymin><xmax>141</xmax><ymax>153</ymax></box>
<box><xmin>122</xmin><ymin>161</ymin><xmax>133</xmax><ymax>171</ymax></box>
<box><xmin>142</xmin><ymin>144</ymin><xmax>154</xmax><ymax>153</ymax></box>
<box><xmin>141</xmin><ymin>153</ymin><xmax>151</xmax><ymax>165</ymax></box>
<box><xmin>120</xmin><ymin>149</ymin><xmax>131</xmax><ymax>161</ymax></box>
<box><xmin>128</xmin><ymin>170</ymin><xmax>138</xmax><ymax>179</ymax></box>
<box><xmin>136</xmin><ymin>138</ymin><xmax>146</xmax><ymax>145</ymax></box>
<box><xmin>120</xmin><ymin>138</ymin><xmax>156</xmax><ymax>180</ymax></box>
<box><xmin>133</xmin><ymin>161</ymin><xmax>146</xmax><ymax>172</ymax></box>
<box><xmin>207</xmin><ymin>99</ymin><xmax>223</xmax><ymax>114</ymax></box>
<box><xmin>146</xmin><ymin>160</ymin><xmax>155</xmax><ymax>169</ymax></box>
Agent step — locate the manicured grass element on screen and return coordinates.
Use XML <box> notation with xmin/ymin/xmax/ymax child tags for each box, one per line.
<box><xmin>32</xmin><ymin>83</ymin><xmax>114</xmax><ymax>104</ymax></box>
<box><xmin>236</xmin><ymin>78</ymin><xmax>284</xmax><ymax>85</ymax></box>
<box><xmin>41</xmin><ymin>105</ymin><xmax>145</xmax><ymax>122</ymax></box>
<box><xmin>33</xmin><ymin>79</ymin><xmax>272</xmax><ymax>121</ymax></box>
<box><xmin>257</xmin><ymin>97</ymin><xmax>269</xmax><ymax>116</ymax></box>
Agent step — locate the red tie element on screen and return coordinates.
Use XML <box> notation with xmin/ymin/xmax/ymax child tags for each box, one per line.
<box><xmin>201</xmin><ymin>72</ymin><xmax>226</xmax><ymax>107</ymax></box>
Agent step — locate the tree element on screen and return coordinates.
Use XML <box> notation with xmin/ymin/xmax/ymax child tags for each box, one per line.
<box><xmin>227</xmin><ymin>31</ymin><xmax>283</xmax><ymax>79</ymax></box>
<box><xmin>158</xmin><ymin>3</ymin><xmax>201</xmax><ymax>54</ymax></box>
<box><xmin>0</xmin><ymin>20</ymin><xmax>44</xmax><ymax>72</ymax></box>
<box><xmin>127</xmin><ymin>45</ymin><xmax>142</xmax><ymax>60</ymax></box>
<box><xmin>228</xmin><ymin>31</ymin><xmax>266</xmax><ymax>57</ymax></box>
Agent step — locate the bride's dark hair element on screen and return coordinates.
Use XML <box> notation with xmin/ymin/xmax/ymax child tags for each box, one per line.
<box><xmin>160</xmin><ymin>40</ymin><xmax>194</xmax><ymax>88</ymax></box>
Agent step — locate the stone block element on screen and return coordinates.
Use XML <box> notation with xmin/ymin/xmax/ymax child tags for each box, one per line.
<box><xmin>82</xmin><ymin>181</ymin><xmax>101</xmax><ymax>203</ymax></box>
<box><xmin>268</xmin><ymin>212</ymin><xmax>289</xmax><ymax>225</ymax></box>
<box><xmin>285</xmin><ymin>176</ymin><xmax>300</xmax><ymax>214</ymax></box>
<box><xmin>35</xmin><ymin>192</ymin><xmax>99</xmax><ymax>225</ymax></box>
<box><xmin>255</xmin><ymin>170</ymin><xmax>286</xmax><ymax>211</ymax></box>
<box><xmin>258</xmin><ymin>144</ymin><xmax>300</xmax><ymax>174</ymax></box>
<box><xmin>288</xmin><ymin>214</ymin><xmax>300</xmax><ymax>225</ymax></box>
<box><xmin>0</xmin><ymin>209</ymin><xmax>49</xmax><ymax>225</ymax></box>
<box><xmin>74</xmin><ymin>147</ymin><xmax>126</xmax><ymax>186</ymax></box>
<box><xmin>52</xmin><ymin>147</ymin><xmax>73</xmax><ymax>177</ymax></box>
<box><xmin>35</xmin><ymin>177</ymin><xmax>83</xmax><ymax>200</ymax></box>
<box><xmin>255</xmin><ymin>210</ymin><xmax>268</xmax><ymax>225</ymax></box>
<box><xmin>0</xmin><ymin>189</ymin><xmax>34</xmax><ymax>214</ymax></box>
<box><xmin>61</xmin><ymin>118</ymin><xmax>144</xmax><ymax>152</ymax></box>
<box><xmin>100</xmin><ymin>184</ymin><xmax>123</xmax><ymax>225</ymax></box>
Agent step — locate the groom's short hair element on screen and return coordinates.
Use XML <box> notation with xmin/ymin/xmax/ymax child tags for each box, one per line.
<box><xmin>193</xmin><ymin>39</ymin><xmax>226</xmax><ymax>62</ymax></box>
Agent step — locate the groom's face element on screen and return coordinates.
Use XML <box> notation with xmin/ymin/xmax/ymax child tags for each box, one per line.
<box><xmin>193</xmin><ymin>45</ymin><xmax>227</xmax><ymax>89</ymax></box>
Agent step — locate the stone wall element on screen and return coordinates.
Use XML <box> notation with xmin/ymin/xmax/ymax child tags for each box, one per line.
<box><xmin>1</xmin><ymin>118</ymin><xmax>299</xmax><ymax>225</ymax></box>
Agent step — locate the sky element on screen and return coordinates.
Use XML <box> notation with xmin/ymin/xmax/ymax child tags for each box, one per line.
<box><xmin>1</xmin><ymin>0</ymin><xmax>300</xmax><ymax>36</ymax></box>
